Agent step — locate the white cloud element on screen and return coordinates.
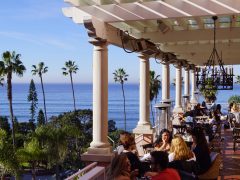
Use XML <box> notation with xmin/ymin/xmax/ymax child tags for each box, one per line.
<box><xmin>0</xmin><ymin>31</ymin><xmax>76</xmax><ymax>50</ymax></box>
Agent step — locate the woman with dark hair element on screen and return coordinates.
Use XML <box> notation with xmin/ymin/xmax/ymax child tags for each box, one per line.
<box><xmin>154</xmin><ymin>129</ymin><xmax>172</xmax><ymax>152</ymax></box>
<box><xmin>191</xmin><ymin>127</ymin><xmax>211</xmax><ymax>174</ymax></box>
<box><xmin>107</xmin><ymin>153</ymin><xmax>131</xmax><ymax>180</ymax></box>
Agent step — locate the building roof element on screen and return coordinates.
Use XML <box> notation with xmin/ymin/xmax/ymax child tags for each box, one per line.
<box><xmin>63</xmin><ymin>0</ymin><xmax>240</xmax><ymax>65</ymax></box>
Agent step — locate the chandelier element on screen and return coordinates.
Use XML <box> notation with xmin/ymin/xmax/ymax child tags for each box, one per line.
<box><xmin>196</xmin><ymin>16</ymin><xmax>234</xmax><ymax>90</ymax></box>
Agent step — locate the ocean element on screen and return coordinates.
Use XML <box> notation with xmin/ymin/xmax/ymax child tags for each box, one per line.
<box><xmin>0</xmin><ymin>83</ymin><xmax>239</xmax><ymax>131</ymax></box>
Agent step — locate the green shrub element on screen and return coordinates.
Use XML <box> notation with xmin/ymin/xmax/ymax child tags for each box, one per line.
<box><xmin>228</xmin><ymin>95</ymin><xmax>240</xmax><ymax>104</ymax></box>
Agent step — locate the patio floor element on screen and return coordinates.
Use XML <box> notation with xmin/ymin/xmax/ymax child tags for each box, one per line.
<box><xmin>218</xmin><ymin>129</ymin><xmax>240</xmax><ymax>180</ymax></box>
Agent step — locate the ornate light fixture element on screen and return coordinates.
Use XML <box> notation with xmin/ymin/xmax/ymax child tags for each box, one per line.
<box><xmin>196</xmin><ymin>16</ymin><xmax>234</xmax><ymax>90</ymax></box>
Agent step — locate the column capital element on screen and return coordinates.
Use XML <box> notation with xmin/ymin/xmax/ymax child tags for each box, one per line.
<box><xmin>138</xmin><ymin>53</ymin><xmax>149</xmax><ymax>60</ymax></box>
<box><xmin>161</xmin><ymin>60</ymin><xmax>170</xmax><ymax>65</ymax></box>
<box><xmin>189</xmin><ymin>64</ymin><xmax>196</xmax><ymax>71</ymax></box>
<box><xmin>84</xmin><ymin>18</ymin><xmax>107</xmax><ymax>46</ymax></box>
<box><xmin>89</xmin><ymin>38</ymin><xmax>107</xmax><ymax>46</ymax></box>
<box><xmin>173</xmin><ymin>60</ymin><xmax>183</xmax><ymax>68</ymax></box>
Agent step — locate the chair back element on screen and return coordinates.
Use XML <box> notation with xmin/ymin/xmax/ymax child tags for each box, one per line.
<box><xmin>198</xmin><ymin>152</ymin><xmax>221</xmax><ymax>180</ymax></box>
<box><xmin>233</xmin><ymin>127</ymin><xmax>240</xmax><ymax>151</ymax></box>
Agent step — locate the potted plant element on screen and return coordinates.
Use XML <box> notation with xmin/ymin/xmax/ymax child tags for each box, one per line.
<box><xmin>199</xmin><ymin>78</ymin><xmax>218</xmax><ymax>103</ymax></box>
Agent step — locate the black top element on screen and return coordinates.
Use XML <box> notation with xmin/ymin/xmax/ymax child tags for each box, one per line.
<box><xmin>168</xmin><ymin>159</ymin><xmax>198</xmax><ymax>175</ymax></box>
<box><xmin>193</xmin><ymin>145</ymin><xmax>211</xmax><ymax>174</ymax></box>
<box><xmin>124</xmin><ymin>152</ymin><xmax>150</xmax><ymax>177</ymax></box>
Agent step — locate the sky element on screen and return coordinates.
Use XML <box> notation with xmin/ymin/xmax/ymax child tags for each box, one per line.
<box><xmin>0</xmin><ymin>0</ymin><xmax>238</xmax><ymax>84</ymax></box>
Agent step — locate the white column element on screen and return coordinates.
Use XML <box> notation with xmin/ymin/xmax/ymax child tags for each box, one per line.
<box><xmin>173</xmin><ymin>64</ymin><xmax>183</xmax><ymax>113</ymax></box>
<box><xmin>190</xmin><ymin>68</ymin><xmax>198</xmax><ymax>104</ymax></box>
<box><xmin>184</xmin><ymin>69</ymin><xmax>190</xmax><ymax>96</ymax></box>
<box><xmin>133</xmin><ymin>54</ymin><xmax>152</xmax><ymax>133</ymax></box>
<box><xmin>162</xmin><ymin>63</ymin><xmax>170</xmax><ymax>101</ymax></box>
<box><xmin>89</xmin><ymin>41</ymin><xmax>110</xmax><ymax>154</ymax></box>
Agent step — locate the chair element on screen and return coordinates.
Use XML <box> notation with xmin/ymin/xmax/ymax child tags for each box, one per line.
<box><xmin>227</xmin><ymin>113</ymin><xmax>236</xmax><ymax>129</ymax></box>
<box><xmin>233</xmin><ymin>127</ymin><xmax>240</xmax><ymax>151</ymax></box>
<box><xmin>198</xmin><ymin>152</ymin><xmax>221</xmax><ymax>180</ymax></box>
<box><xmin>141</xmin><ymin>143</ymin><xmax>154</xmax><ymax>154</ymax></box>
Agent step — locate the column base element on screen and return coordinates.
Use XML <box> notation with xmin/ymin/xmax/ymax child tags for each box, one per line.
<box><xmin>133</xmin><ymin>124</ymin><xmax>153</xmax><ymax>134</ymax></box>
<box><xmin>87</xmin><ymin>146</ymin><xmax>112</xmax><ymax>154</ymax></box>
<box><xmin>161</xmin><ymin>99</ymin><xmax>172</xmax><ymax>104</ymax></box>
<box><xmin>183</xmin><ymin>94</ymin><xmax>190</xmax><ymax>98</ymax></box>
<box><xmin>81</xmin><ymin>147</ymin><xmax>114</xmax><ymax>164</ymax></box>
<box><xmin>173</xmin><ymin>107</ymin><xmax>183</xmax><ymax>113</ymax></box>
<box><xmin>132</xmin><ymin>127</ymin><xmax>154</xmax><ymax>157</ymax></box>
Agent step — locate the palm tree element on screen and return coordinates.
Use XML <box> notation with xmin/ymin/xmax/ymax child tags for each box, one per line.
<box><xmin>32</xmin><ymin>62</ymin><xmax>48</xmax><ymax>122</ymax></box>
<box><xmin>150</xmin><ymin>70</ymin><xmax>161</xmax><ymax>125</ymax></box>
<box><xmin>113</xmin><ymin>68</ymin><xmax>128</xmax><ymax>131</ymax></box>
<box><xmin>0</xmin><ymin>51</ymin><xmax>26</xmax><ymax>148</ymax></box>
<box><xmin>0</xmin><ymin>75</ymin><xmax>4</xmax><ymax>116</ymax></box>
<box><xmin>62</xmin><ymin>60</ymin><xmax>78</xmax><ymax>111</ymax></box>
<box><xmin>235</xmin><ymin>75</ymin><xmax>240</xmax><ymax>84</ymax></box>
<box><xmin>0</xmin><ymin>75</ymin><xmax>4</xmax><ymax>86</ymax></box>
<box><xmin>17</xmin><ymin>138</ymin><xmax>46</xmax><ymax>180</ymax></box>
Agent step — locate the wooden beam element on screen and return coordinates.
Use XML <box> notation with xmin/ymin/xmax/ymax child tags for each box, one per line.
<box><xmin>138</xmin><ymin>27</ymin><xmax>240</xmax><ymax>43</ymax></box>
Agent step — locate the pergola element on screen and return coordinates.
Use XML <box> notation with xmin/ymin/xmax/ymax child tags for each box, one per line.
<box><xmin>63</xmin><ymin>0</ymin><xmax>240</xmax><ymax>161</ymax></box>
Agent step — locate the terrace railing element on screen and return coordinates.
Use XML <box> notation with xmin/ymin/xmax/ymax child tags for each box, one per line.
<box><xmin>65</xmin><ymin>162</ymin><xmax>106</xmax><ymax>180</ymax></box>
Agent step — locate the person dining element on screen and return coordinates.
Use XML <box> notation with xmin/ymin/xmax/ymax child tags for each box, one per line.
<box><xmin>140</xmin><ymin>129</ymin><xmax>172</xmax><ymax>162</ymax></box>
<box><xmin>154</xmin><ymin>129</ymin><xmax>172</xmax><ymax>152</ymax></box>
<box><xmin>168</xmin><ymin>136</ymin><xmax>198</xmax><ymax>175</ymax></box>
<box><xmin>191</xmin><ymin>127</ymin><xmax>211</xmax><ymax>174</ymax></box>
<box><xmin>144</xmin><ymin>151</ymin><xmax>181</xmax><ymax>180</ymax></box>
<box><xmin>107</xmin><ymin>153</ymin><xmax>131</xmax><ymax>180</ymax></box>
<box><xmin>118</xmin><ymin>131</ymin><xmax>149</xmax><ymax>177</ymax></box>
<box><xmin>201</xmin><ymin>101</ymin><xmax>209</xmax><ymax>116</ymax></box>
<box><xmin>229</xmin><ymin>103</ymin><xmax>240</xmax><ymax>126</ymax></box>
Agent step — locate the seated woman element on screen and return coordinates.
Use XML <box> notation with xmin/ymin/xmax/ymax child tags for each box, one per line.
<box><xmin>154</xmin><ymin>129</ymin><xmax>172</xmax><ymax>152</ymax></box>
<box><xmin>191</xmin><ymin>127</ymin><xmax>211</xmax><ymax>174</ymax></box>
<box><xmin>193</xmin><ymin>103</ymin><xmax>204</xmax><ymax>117</ymax></box>
<box><xmin>168</xmin><ymin>136</ymin><xmax>198</xmax><ymax>175</ymax></box>
<box><xmin>119</xmin><ymin>132</ymin><xmax>149</xmax><ymax>177</ymax></box>
<box><xmin>107</xmin><ymin>153</ymin><xmax>131</xmax><ymax>180</ymax></box>
<box><xmin>141</xmin><ymin>129</ymin><xmax>172</xmax><ymax>162</ymax></box>
<box><xmin>230</xmin><ymin>103</ymin><xmax>240</xmax><ymax>124</ymax></box>
<box><xmin>117</xmin><ymin>131</ymin><xmax>138</xmax><ymax>155</ymax></box>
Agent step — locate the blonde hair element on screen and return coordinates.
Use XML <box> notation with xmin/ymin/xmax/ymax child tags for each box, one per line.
<box><xmin>170</xmin><ymin>136</ymin><xmax>193</xmax><ymax>161</ymax></box>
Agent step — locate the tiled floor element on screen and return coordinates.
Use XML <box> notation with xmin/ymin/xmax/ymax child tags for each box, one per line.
<box><xmin>218</xmin><ymin>129</ymin><xmax>240</xmax><ymax>180</ymax></box>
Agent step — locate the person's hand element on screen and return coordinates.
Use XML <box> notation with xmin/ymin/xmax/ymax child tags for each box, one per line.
<box><xmin>130</xmin><ymin>169</ymin><xmax>139</xmax><ymax>179</ymax></box>
<box><xmin>144</xmin><ymin>171</ymin><xmax>158</xmax><ymax>177</ymax></box>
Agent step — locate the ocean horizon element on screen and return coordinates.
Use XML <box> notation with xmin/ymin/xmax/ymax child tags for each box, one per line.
<box><xmin>0</xmin><ymin>83</ymin><xmax>239</xmax><ymax>131</ymax></box>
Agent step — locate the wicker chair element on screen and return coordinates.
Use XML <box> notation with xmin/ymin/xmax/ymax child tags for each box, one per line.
<box><xmin>198</xmin><ymin>152</ymin><xmax>221</xmax><ymax>180</ymax></box>
<box><xmin>233</xmin><ymin>127</ymin><xmax>240</xmax><ymax>151</ymax></box>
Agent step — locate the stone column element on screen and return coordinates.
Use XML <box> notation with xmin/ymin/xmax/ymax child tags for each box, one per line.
<box><xmin>134</xmin><ymin>54</ymin><xmax>152</xmax><ymax>130</ymax></box>
<box><xmin>82</xmin><ymin>40</ymin><xmax>112</xmax><ymax>163</ymax></box>
<box><xmin>190</xmin><ymin>68</ymin><xmax>198</xmax><ymax>104</ymax></box>
<box><xmin>184</xmin><ymin>69</ymin><xmax>190</xmax><ymax>97</ymax></box>
<box><xmin>160</xmin><ymin>62</ymin><xmax>171</xmax><ymax>130</ymax></box>
<box><xmin>173</xmin><ymin>64</ymin><xmax>183</xmax><ymax>113</ymax></box>
<box><xmin>162</xmin><ymin>63</ymin><xmax>170</xmax><ymax>101</ymax></box>
<box><xmin>133</xmin><ymin>54</ymin><xmax>153</xmax><ymax>156</ymax></box>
